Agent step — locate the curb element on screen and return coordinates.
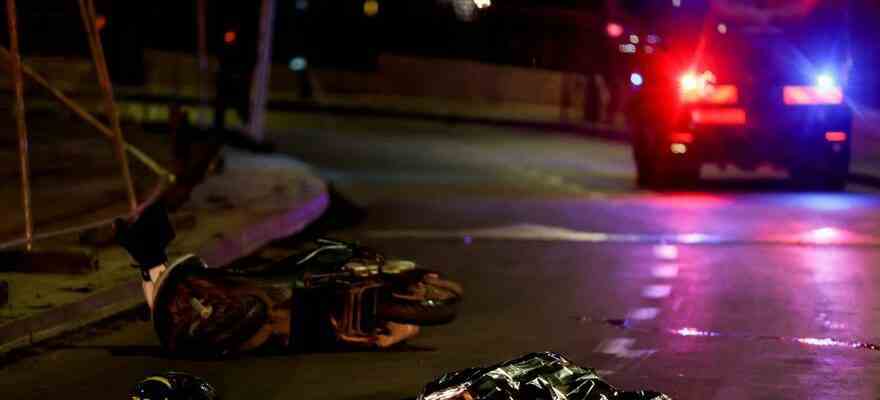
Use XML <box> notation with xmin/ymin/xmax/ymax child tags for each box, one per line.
<box><xmin>0</xmin><ymin>166</ymin><xmax>329</xmax><ymax>354</ymax></box>
<box><xmin>116</xmin><ymin>93</ymin><xmax>879</xmax><ymax>189</ymax></box>
<box><xmin>848</xmin><ymin>171</ymin><xmax>880</xmax><ymax>188</ymax></box>
<box><xmin>107</xmin><ymin>93</ymin><xmax>627</xmax><ymax>141</ymax></box>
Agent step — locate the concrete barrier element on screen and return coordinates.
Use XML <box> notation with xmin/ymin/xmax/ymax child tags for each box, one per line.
<box><xmin>304</xmin><ymin>55</ymin><xmax>587</xmax><ymax>123</ymax></box>
<box><xmin>5</xmin><ymin>51</ymin><xmax>588</xmax><ymax>125</ymax></box>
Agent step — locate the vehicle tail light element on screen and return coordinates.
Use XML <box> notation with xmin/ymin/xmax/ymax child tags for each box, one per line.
<box><xmin>825</xmin><ymin>131</ymin><xmax>847</xmax><ymax>142</ymax></box>
<box><xmin>691</xmin><ymin>108</ymin><xmax>746</xmax><ymax>125</ymax></box>
<box><xmin>783</xmin><ymin>86</ymin><xmax>843</xmax><ymax>105</ymax></box>
<box><xmin>670</xmin><ymin>143</ymin><xmax>688</xmax><ymax>154</ymax></box>
<box><xmin>670</xmin><ymin>132</ymin><xmax>694</xmax><ymax>143</ymax></box>
<box><xmin>680</xmin><ymin>72</ymin><xmax>704</xmax><ymax>93</ymax></box>
<box><xmin>680</xmin><ymin>70</ymin><xmax>736</xmax><ymax>104</ymax></box>
<box><xmin>702</xmin><ymin>85</ymin><xmax>738</xmax><ymax>104</ymax></box>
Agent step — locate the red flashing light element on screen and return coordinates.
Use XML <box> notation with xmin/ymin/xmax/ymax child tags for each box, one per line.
<box><xmin>606</xmin><ymin>22</ymin><xmax>623</xmax><ymax>38</ymax></box>
<box><xmin>682</xmin><ymin>84</ymin><xmax>738</xmax><ymax>104</ymax></box>
<box><xmin>704</xmin><ymin>85</ymin><xmax>738</xmax><ymax>104</ymax></box>
<box><xmin>680</xmin><ymin>73</ymin><xmax>701</xmax><ymax>92</ymax></box>
<box><xmin>670</xmin><ymin>132</ymin><xmax>694</xmax><ymax>143</ymax></box>
<box><xmin>783</xmin><ymin>86</ymin><xmax>843</xmax><ymax>105</ymax></box>
<box><xmin>825</xmin><ymin>131</ymin><xmax>847</xmax><ymax>142</ymax></box>
<box><xmin>680</xmin><ymin>71</ymin><xmax>736</xmax><ymax>104</ymax></box>
<box><xmin>691</xmin><ymin>108</ymin><xmax>746</xmax><ymax>125</ymax></box>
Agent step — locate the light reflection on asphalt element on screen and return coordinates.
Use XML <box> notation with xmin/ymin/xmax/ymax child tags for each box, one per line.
<box><xmin>573</xmin><ymin>316</ymin><xmax>880</xmax><ymax>353</ymax></box>
<box><xmin>367</xmin><ymin>223</ymin><xmax>880</xmax><ymax>247</ymax></box>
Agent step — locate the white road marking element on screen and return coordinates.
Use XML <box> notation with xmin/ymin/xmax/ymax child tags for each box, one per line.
<box><xmin>653</xmin><ymin>244</ymin><xmax>679</xmax><ymax>260</ymax></box>
<box><xmin>628</xmin><ymin>307</ymin><xmax>660</xmax><ymax>320</ymax></box>
<box><xmin>594</xmin><ymin>338</ymin><xmax>657</xmax><ymax>359</ymax></box>
<box><xmin>651</xmin><ymin>264</ymin><xmax>679</xmax><ymax>279</ymax></box>
<box><xmin>671</xmin><ymin>298</ymin><xmax>684</xmax><ymax>311</ymax></box>
<box><xmin>367</xmin><ymin>223</ymin><xmax>877</xmax><ymax>246</ymax></box>
<box><xmin>371</xmin><ymin>223</ymin><xmax>612</xmax><ymax>242</ymax></box>
<box><xmin>545</xmin><ymin>175</ymin><xmax>564</xmax><ymax>185</ymax></box>
<box><xmin>642</xmin><ymin>284</ymin><xmax>672</xmax><ymax>299</ymax></box>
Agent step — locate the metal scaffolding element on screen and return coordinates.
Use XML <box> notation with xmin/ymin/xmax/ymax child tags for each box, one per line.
<box><xmin>2</xmin><ymin>0</ymin><xmax>175</xmax><ymax>251</ymax></box>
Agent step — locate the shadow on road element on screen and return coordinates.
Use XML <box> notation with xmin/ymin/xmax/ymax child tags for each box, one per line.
<box><xmin>48</xmin><ymin>344</ymin><xmax>165</xmax><ymax>358</ymax></box>
<box><xmin>45</xmin><ymin>341</ymin><xmax>437</xmax><ymax>361</ymax></box>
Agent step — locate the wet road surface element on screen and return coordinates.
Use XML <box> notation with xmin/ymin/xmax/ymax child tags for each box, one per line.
<box><xmin>3</xmin><ymin>113</ymin><xmax>880</xmax><ymax>399</ymax></box>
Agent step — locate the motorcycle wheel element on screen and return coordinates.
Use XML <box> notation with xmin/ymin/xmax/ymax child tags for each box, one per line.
<box><xmin>377</xmin><ymin>270</ymin><xmax>463</xmax><ymax>326</ymax></box>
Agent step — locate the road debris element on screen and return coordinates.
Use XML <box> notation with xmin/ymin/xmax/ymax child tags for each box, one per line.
<box><xmin>130</xmin><ymin>371</ymin><xmax>217</xmax><ymax>400</ymax></box>
<box><xmin>418</xmin><ymin>352</ymin><xmax>671</xmax><ymax>400</ymax></box>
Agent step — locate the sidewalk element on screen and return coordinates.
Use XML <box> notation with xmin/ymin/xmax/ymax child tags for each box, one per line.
<box><xmin>0</xmin><ymin>116</ymin><xmax>328</xmax><ymax>353</ymax></box>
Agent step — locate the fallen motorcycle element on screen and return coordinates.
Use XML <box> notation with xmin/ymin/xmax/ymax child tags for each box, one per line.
<box><xmin>116</xmin><ymin>202</ymin><xmax>463</xmax><ymax>357</ymax></box>
<box><xmin>151</xmin><ymin>239</ymin><xmax>462</xmax><ymax>356</ymax></box>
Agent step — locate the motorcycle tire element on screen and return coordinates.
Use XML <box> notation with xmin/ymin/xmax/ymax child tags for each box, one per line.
<box><xmin>377</xmin><ymin>270</ymin><xmax>463</xmax><ymax>326</ymax></box>
<box><xmin>377</xmin><ymin>300</ymin><xmax>459</xmax><ymax>326</ymax></box>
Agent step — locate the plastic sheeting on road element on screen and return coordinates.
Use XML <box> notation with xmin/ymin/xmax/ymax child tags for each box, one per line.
<box><xmin>130</xmin><ymin>371</ymin><xmax>217</xmax><ymax>400</ymax></box>
<box><xmin>418</xmin><ymin>352</ymin><xmax>671</xmax><ymax>400</ymax></box>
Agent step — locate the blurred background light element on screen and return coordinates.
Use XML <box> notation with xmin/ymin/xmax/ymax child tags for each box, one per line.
<box><xmin>606</xmin><ymin>22</ymin><xmax>623</xmax><ymax>38</ymax></box>
<box><xmin>630</xmin><ymin>72</ymin><xmax>643</xmax><ymax>86</ymax></box>
<box><xmin>223</xmin><ymin>30</ymin><xmax>237</xmax><ymax>44</ymax></box>
<box><xmin>289</xmin><ymin>57</ymin><xmax>308</xmax><ymax>71</ymax></box>
<box><xmin>363</xmin><ymin>0</ymin><xmax>380</xmax><ymax>17</ymax></box>
<box><xmin>680</xmin><ymin>73</ymin><xmax>699</xmax><ymax>91</ymax></box>
<box><xmin>95</xmin><ymin>15</ymin><xmax>107</xmax><ymax>32</ymax></box>
<box><xmin>817</xmin><ymin>73</ymin><xmax>835</xmax><ymax>89</ymax></box>
<box><xmin>806</xmin><ymin>227</ymin><xmax>840</xmax><ymax>244</ymax></box>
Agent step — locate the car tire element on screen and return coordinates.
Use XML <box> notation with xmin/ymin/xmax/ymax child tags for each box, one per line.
<box><xmin>650</xmin><ymin>158</ymin><xmax>700</xmax><ymax>190</ymax></box>
<box><xmin>632</xmin><ymin>123</ymin><xmax>657</xmax><ymax>188</ymax></box>
<box><xmin>633</xmin><ymin>125</ymin><xmax>699</xmax><ymax>190</ymax></box>
<box><xmin>634</xmin><ymin>150</ymin><xmax>653</xmax><ymax>188</ymax></box>
<box><xmin>791</xmin><ymin>163</ymin><xmax>848</xmax><ymax>191</ymax></box>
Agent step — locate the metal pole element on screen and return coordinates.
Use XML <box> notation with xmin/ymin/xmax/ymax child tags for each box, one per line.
<box><xmin>78</xmin><ymin>0</ymin><xmax>138</xmax><ymax>214</ymax></box>
<box><xmin>248</xmin><ymin>0</ymin><xmax>277</xmax><ymax>142</ymax></box>
<box><xmin>0</xmin><ymin>46</ymin><xmax>174</xmax><ymax>183</ymax></box>
<box><xmin>196</xmin><ymin>0</ymin><xmax>210</xmax><ymax>125</ymax></box>
<box><xmin>6</xmin><ymin>0</ymin><xmax>33</xmax><ymax>251</ymax></box>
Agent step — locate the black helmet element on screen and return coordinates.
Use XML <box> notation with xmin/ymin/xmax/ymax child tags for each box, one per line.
<box><xmin>130</xmin><ymin>372</ymin><xmax>217</xmax><ymax>400</ymax></box>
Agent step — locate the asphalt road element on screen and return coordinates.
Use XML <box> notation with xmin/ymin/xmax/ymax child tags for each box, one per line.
<box><xmin>4</xmin><ymin>113</ymin><xmax>880</xmax><ymax>399</ymax></box>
